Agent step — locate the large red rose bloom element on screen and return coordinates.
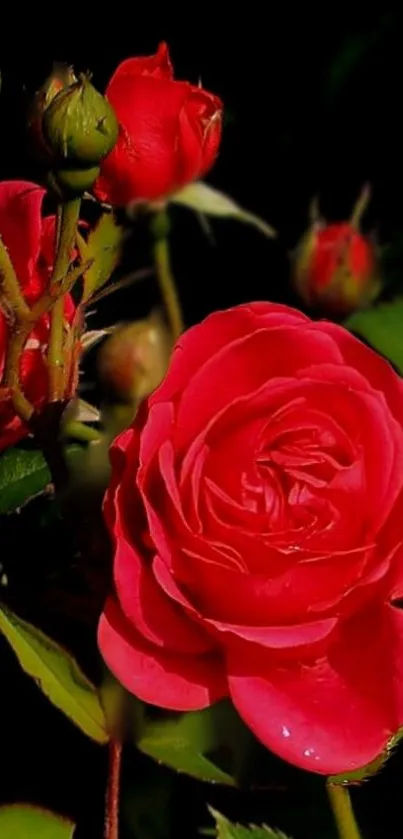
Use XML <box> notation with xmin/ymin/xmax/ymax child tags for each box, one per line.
<box><xmin>94</xmin><ymin>42</ymin><xmax>222</xmax><ymax>205</ymax></box>
<box><xmin>99</xmin><ymin>302</ymin><xmax>403</xmax><ymax>774</ymax></box>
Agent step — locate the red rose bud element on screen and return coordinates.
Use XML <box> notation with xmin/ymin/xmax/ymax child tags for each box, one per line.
<box><xmin>43</xmin><ymin>74</ymin><xmax>119</xmax><ymax>194</ymax></box>
<box><xmin>98</xmin><ymin>314</ymin><xmax>173</xmax><ymax>402</ymax></box>
<box><xmin>293</xmin><ymin>221</ymin><xmax>379</xmax><ymax>316</ymax></box>
<box><xmin>28</xmin><ymin>63</ymin><xmax>77</xmax><ymax>161</ymax></box>
<box><xmin>94</xmin><ymin>42</ymin><xmax>223</xmax><ymax>206</ymax></box>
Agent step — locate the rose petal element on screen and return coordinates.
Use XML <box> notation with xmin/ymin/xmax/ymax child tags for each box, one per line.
<box><xmin>318</xmin><ymin>320</ymin><xmax>403</xmax><ymax>424</ymax></box>
<box><xmin>0</xmin><ymin>181</ymin><xmax>45</xmax><ymax>293</ymax></box>
<box><xmin>181</xmin><ymin>544</ymin><xmax>374</xmax><ymax>624</ymax></box>
<box><xmin>98</xmin><ymin>598</ymin><xmax>227</xmax><ymax>710</ymax></box>
<box><xmin>209</xmin><ymin>616</ymin><xmax>338</xmax><ymax>650</ymax></box>
<box><xmin>227</xmin><ymin>603</ymin><xmax>402</xmax><ymax>774</ymax></box>
<box><xmin>112</xmin><ymin>489</ymin><xmax>212</xmax><ymax>654</ymax></box>
<box><xmin>152</xmin><ymin>303</ymin><xmax>308</xmax><ymax>408</ymax></box>
<box><xmin>106</xmin><ymin>42</ymin><xmax>173</xmax><ymax>86</ymax></box>
<box><xmin>173</xmin><ymin>325</ymin><xmax>344</xmax><ymax>449</ymax></box>
<box><xmin>176</xmin><ymin>88</ymin><xmax>222</xmax><ymax>185</ymax></box>
<box><xmin>98</xmin><ymin>76</ymin><xmax>193</xmax><ymax>204</ymax></box>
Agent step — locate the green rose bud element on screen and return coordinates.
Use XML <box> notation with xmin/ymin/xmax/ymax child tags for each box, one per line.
<box><xmin>98</xmin><ymin>314</ymin><xmax>173</xmax><ymax>403</ymax></box>
<box><xmin>48</xmin><ymin>165</ymin><xmax>101</xmax><ymax>198</ymax></box>
<box><xmin>43</xmin><ymin>74</ymin><xmax>119</xmax><ymax>167</ymax></box>
<box><xmin>28</xmin><ymin>63</ymin><xmax>77</xmax><ymax>161</ymax></box>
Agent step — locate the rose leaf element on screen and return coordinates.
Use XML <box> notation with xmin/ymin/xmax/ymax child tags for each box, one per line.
<box><xmin>171</xmin><ymin>181</ymin><xmax>277</xmax><ymax>239</ymax></box>
<box><xmin>0</xmin><ymin>804</ymin><xmax>75</xmax><ymax>838</ymax></box>
<box><xmin>209</xmin><ymin>808</ymin><xmax>291</xmax><ymax>839</ymax></box>
<box><xmin>0</xmin><ymin>604</ymin><xmax>108</xmax><ymax>744</ymax></box>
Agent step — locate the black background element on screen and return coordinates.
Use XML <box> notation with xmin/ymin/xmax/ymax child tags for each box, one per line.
<box><xmin>1</xmin><ymin>7</ymin><xmax>403</xmax><ymax>837</ymax></box>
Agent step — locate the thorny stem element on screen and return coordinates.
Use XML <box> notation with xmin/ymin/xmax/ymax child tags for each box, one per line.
<box><xmin>151</xmin><ymin>209</ymin><xmax>184</xmax><ymax>340</ymax></box>
<box><xmin>0</xmin><ymin>200</ymin><xmax>88</xmax><ymax>423</ymax></box>
<box><xmin>48</xmin><ymin>198</ymin><xmax>81</xmax><ymax>400</ymax></box>
<box><xmin>327</xmin><ymin>782</ymin><xmax>362</xmax><ymax>839</ymax></box>
<box><xmin>0</xmin><ymin>235</ymin><xmax>31</xmax><ymax>321</ymax></box>
<box><xmin>3</xmin><ymin>324</ymin><xmax>35</xmax><ymax>421</ymax></box>
<box><xmin>104</xmin><ymin>739</ymin><xmax>122</xmax><ymax>839</ymax></box>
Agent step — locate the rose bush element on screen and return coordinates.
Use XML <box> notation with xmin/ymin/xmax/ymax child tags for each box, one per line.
<box><xmin>99</xmin><ymin>302</ymin><xmax>403</xmax><ymax>775</ymax></box>
<box><xmin>0</xmin><ymin>180</ymin><xmax>76</xmax><ymax>449</ymax></box>
<box><xmin>94</xmin><ymin>42</ymin><xmax>222</xmax><ymax>206</ymax></box>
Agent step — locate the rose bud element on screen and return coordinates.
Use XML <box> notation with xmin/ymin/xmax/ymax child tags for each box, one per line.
<box><xmin>292</xmin><ymin>220</ymin><xmax>379</xmax><ymax>317</ymax></box>
<box><xmin>94</xmin><ymin>42</ymin><xmax>223</xmax><ymax>206</ymax></box>
<box><xmin>43</xmin><ymin>74</ymin><xmax>118</xmax><ymax>195</ymax></box>
<box><xmin>28</xmin><ymin>63</ymin><xmax>77</xmax><ymax>161</ymax></box>
<box><xmin>98</xmin><ymin>314</ymin><xmax>173</xmax><ymax>402</ymax></box>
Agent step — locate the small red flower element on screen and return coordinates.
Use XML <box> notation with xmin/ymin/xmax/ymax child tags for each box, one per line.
<box><xmin>94</xmin><ymin>42</ymin><xmax>223</xmax><ymax>206</ymax></box>
<box><xmin>293</xmin><ymin>221</ymin><xmax>378</xmax><ymax>316</ymax></box>
<box><xmin>99</xmin><ymin>302</ymin><xmax>403</xmax><ymax>775</ymax></box>
<box><xmin>0</xmin><ymin>181</ymin><xmax>76</xmax><ymax>450</ymax></box>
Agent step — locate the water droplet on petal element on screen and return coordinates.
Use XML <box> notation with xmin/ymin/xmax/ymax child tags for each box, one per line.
<box><xmin>282</xmin><ymin>725</ymin><xmax>291</xmax><ymax>738</ymax></box>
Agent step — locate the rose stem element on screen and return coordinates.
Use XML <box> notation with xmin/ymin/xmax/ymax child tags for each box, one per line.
<box><xmin>151</xmin><ymin>208</ymin><xmax>184</xmax><ymax>340</ymax></box>
<box><xmin>327</xmin><ymin>782</ymin><xmax>362</xmax><ymax>839</ymax></box>
<box><xmin>104</xmin><ymin>738</ymin><xmax>122</xmax><ymax>839</ymax></box>
<box><xmin>0</xmin><ymin>235</ymin><xmax>36</xmax><ymax>420</ymax></box>
<box><xmin>48</xmin><ymin>197</ymin><xmax>81</xmax><ymax>401</ymax></box>
<box><xmin>62</xmin><ymin>419</ymin><xmax>102</xmax><ymax>443</ymax></box>
<box><xmin>350</xmin><ymin>183</ymin><xmax>371</xmax><ymax>230</ymax></box>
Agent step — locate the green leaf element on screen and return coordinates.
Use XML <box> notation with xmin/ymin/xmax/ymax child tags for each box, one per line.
<box><xmin>0</xmin><ymin>805</ymin><xmax>74</xmax><ymax>838</ymax></box>
<box><xmin>81</xmin><ymin>213</ymin><xmax>125</xmax><ymax>301</ymax></box>
<box><xmin>0</xmin><ymin>604</ymin><xmax>108</xmax><ymax>743</ymax></box>
<box><xmin>135</xmin><ymin>700</ymin><xmax>252</xmax><ymax>785</ymax></box>
<box><xmin>344</xmin><ymin>297</ymin><xmax>403</xmax><ymax>373</ymax></box>
<box><xmin>210</xmin><ymin>808</ymin><xmax>290</xmax><ymax>839</ymax></box>
<box><xmin>171</xmin><ymin>182</ymin><xmax>276</xmax><ymax>239</ymax></box>
<box><xmin>0</xmin><ymin>444</ymin><xmax>84</xmax><ymax>515</ymax></box>
<box><xmin>0</xmin><ymin>447</ymin><xmax>51</xmax><ymax>514</ymax></box>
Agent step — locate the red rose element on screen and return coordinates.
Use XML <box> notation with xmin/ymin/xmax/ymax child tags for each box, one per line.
<box><xmin>293</xmin><ymin>221</ymin><xmax>378</xmax><ymax>316</ymax></box>
<box><xmin>0</xmin><ymin>181</ymin><xmax>75</xmax><ymax>450</ymax></box>
<box><xmin>99</xmin><ymin>302</ymin><xmax>403</xmax><ymax>775</ymax></box>
<box><xmin>94</xmin><ymin>42</ymin><xmax>223</xmax><ymax>206</ymax></box>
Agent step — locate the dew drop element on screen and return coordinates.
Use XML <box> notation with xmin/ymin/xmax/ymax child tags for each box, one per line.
<box><xmin>282</xmin><ymin>725</ymin><xmax>291</xmax><ymax>738</ymax></box>
<box><xmin>303</xmin><ymin>748</ymin><xmax>315</xmax><ymax>758</ymax></box>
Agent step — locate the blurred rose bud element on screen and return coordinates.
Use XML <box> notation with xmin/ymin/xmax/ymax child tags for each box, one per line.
<box><xmin>28</xmin><ymin>63</ymin><xmax>77</xmax><ymax>161</ymax></box>
<box><xmin>98</xmin><ymin>313</ymin><xmax>173</xmax><ymax>402</ymax></box>
<box><xmin>292</xmin><ymin>220</ymin><xmax>380</xmax><ymax>317</ymax></box>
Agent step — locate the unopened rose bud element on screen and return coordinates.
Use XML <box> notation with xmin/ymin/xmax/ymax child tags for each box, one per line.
<box><xmin>98</xmin><ymin>314</ymin><xmax>173</xmax><ymax>402</ymax></box>
<box><xmin>43</xmin><ymin>74</ymin><xmax>118</xmax><ymax>168</ymax></box>
<box><xmin>28</xmin><ymin>63</ymin><xmax>77</xmax><ymax>161</ymax></box>
<box><xmin>292</xmin><ymin>221</ymin><xmax>380</xmax><ymax>317</ymax></box>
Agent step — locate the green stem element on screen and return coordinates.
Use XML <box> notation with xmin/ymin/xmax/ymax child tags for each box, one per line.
<box><xmin>0</xmin><ymin>235</ymin><xmax>31</xmax><ymax>321</ymax></box>
<box><xmin>151</xmin><ymin>209</ymin><xmax>184</xmax><ymax>341</ymax></box>
<box><xmin>62</xmin><ymin>419</ymin><xmax>102</xmax><ymax>443</ymax></box>
<box><xmin>104</xmin><ymin>739</ymin><xmax>122</xmax><ymax>839</ymax></box>
<box><xmin>327</xmin><ymin>783</ymin><xmax>362</xmax><ymax>839</ymax></box>
<box><xmin>48</xmin><ymin>198</ymin><xmax>81</xmax><ymax>401</ymax></box>
<box><xmin>3</xmin><ymin>324</ymin><xmax>35</xmax><ymax>422</ymax></box>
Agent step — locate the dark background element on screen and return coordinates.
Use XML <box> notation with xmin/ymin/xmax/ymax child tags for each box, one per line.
<box><xmin>1</xmin><ymin>8</ymin><xmax>403</xmax><ymax>837</ymax></box>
